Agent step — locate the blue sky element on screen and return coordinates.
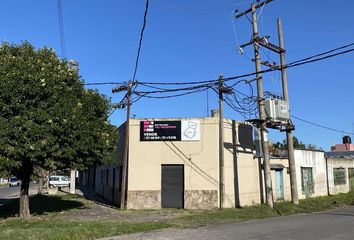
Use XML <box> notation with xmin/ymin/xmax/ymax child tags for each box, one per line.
<box><xmin>1</xmin><ymin>0</ymin><xmax>353</xmax><ymax>150</ymax></box>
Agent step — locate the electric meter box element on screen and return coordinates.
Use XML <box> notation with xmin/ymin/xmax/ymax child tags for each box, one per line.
<box><xmin>264</xmin><ymin>98</ymin><xmax>290</xmax><ymax>121</ymax></box>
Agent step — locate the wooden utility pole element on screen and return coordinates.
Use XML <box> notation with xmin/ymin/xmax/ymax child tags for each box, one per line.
<box><xmin>277</xmin><ymin>18</ymin><xmax>299</xmax><ymax>204</ymax></box>
<box><xmin>218</xmin><ymin>75</ymin><xmax>225</xmax><ymax>209</ymax></box>
<box><xmin>236</xmin><ymin>0</ymin><xmax>274</xmax><ymax>208</ymax></box>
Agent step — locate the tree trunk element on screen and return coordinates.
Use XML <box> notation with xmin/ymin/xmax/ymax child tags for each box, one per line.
<box><xmin>19</xmin><ymin>173</ymin><xmax>31</xmax><ymax>218</ymax></box>
<box><xmin>38</xmin><ymin>177</ymin><xmax>43</xmax><ymax>195</ymax></box>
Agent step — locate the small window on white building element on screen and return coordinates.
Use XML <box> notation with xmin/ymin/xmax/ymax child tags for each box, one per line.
<box><xmin>301</xmin><ymin>167</ymin><xmax>314</xmax><ymax>195</ymax></box>
<box><xmin>333</xmin><ymin>168</ymin><xmax>346</xmax><ymax>185</ymax></box>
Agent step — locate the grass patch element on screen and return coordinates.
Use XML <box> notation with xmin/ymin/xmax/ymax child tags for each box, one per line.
<box><xmin>171</xmin><ymin>204</ymin><xmax>277</xmax><ymax>227</ymax></box>
<box><xmin>1</xmin><ymin>192</ymin><xmax>354</xmax><ymax>239</ymax></box>
<box><xmin>0</xmin><ymin>219</ymin><xmax>171</xmax><ymax>240</ymax></box>
<box><xmin>274</xmin><ymin>192</ymin><xmax>354</xmax><ymax>215</ymax></box>
<box><xmin>173</xmin><ymin>192</ymin><xmax>354</xmax><ymax>227</ymax></box>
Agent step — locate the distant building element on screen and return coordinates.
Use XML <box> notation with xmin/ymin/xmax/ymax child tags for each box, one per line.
<box><xmin>330</xmin><ymin>135</ymin><xmax>354</xmax><ymax>151</ymax></box>
<box><xmin>326</xmin><ymin>136</ymin><xmax>354</xmax><ymax>194</ymax></box>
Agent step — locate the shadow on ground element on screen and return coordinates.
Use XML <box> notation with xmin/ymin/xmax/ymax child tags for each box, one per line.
<box><xmin>0</xmin><ymin>194</ymin><xmax>85</xmax><ymax>219</ymax></box>
<box><xmin>77</xmin><ymin>185</ymin><xmax>118</xmax><ymax>207</ymax></box>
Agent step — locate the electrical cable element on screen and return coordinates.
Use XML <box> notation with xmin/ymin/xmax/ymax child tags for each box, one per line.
<box><xmin>134</xmin><ymin>87</ymin><xmax>210</xmax><ymax>99</ymax></box>
<box><xmin>137</xmin><ymin>42</ymin><xmax>354</xmax><ymax>86</ymax></box>
<box><xmin>108</xmin><ymin>108</ymin><xmax>117</xmax><ymax>118</ymax></box>
<box><xmin>57</xmin><ymin>0</ymin><xmax>66</xmax><ymax>58</ymax></box>
<box><xmin>288</xmin><ymin>42</ymin><xmax>354</xmax><ymax>66</ymax></box>
<box><xmin>135</xmin><ymin>82</ymin><xmax>218</xmax><ymax>95</ymax></box>
<box><xmin>132</xmin><ymin>0</ymin><xmax>149</xmax><ymax>82</ymax></box>
<box><xmin>84</xmin><ymin>82</ymin><xmax>125</xmax><ymax>86</ymax></box>
<box><xmin>291</xmin><ymin>115</ymin><xmax>354</xmax><ymax>136</ymax></box>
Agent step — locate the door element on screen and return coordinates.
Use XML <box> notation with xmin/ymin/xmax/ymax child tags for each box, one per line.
<box><xmin>349</xmin><ymin>168</ymin><xmax>354</xmax><ymax>192</ymax></box>
<box><xmin>161</xmin><ymin>165</ymin><xmax>184</xmax><ymax>208</ymax></box>
<box><xmin>275</xmin><ymin>170</ymin><xmax>284</xmax><ymax>201</ymax></box>
<box><xmin>301</xmin><ymin>167</ymin><xmax>314</xmax><ymax>196</ymax></box>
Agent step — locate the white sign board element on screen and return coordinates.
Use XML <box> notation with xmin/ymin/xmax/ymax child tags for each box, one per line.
<box><xmin>181</xmin><ymin>120</ymin><xmax>200</xmax><ymax>141</ymax></box>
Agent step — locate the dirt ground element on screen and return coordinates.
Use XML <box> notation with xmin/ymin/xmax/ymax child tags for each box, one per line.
<box><xmin>53</xmin><ymin>188</ymin><xmax>189</xmax><ymax>223</ymax></box>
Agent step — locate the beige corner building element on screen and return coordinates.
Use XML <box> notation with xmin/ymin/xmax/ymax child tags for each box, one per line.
<box><xmin>123</xmin><ymin>116</ymin><xmax>262</xmax><ymax>209</ymax></box>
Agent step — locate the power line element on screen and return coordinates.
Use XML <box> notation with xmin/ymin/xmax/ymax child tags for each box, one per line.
<box><xmin>57</xmin><ymin>0</ymin><xmax>66</xmax><ymax>58</ymax></box>
<box><xmin>135</xmin><ymin>82</ymin><xmax>218</xmax><ymax>95</ymax></box>
<box><xmin>132</xmin><ymin>0</ymin><xmax>149</xmax><ymax>82</ymax></box>
<box><xmin>288</xmin><ymin>42</ymin><xmax>354</xmax><ymax>66</ymax></box>
<box><xmin>291</xmin><ymin>115</ymin><xmax>354</xmax><ymax>136</ymax></box>
<box><xmin>84</xmin><ymin>82</ymin><xmax>125</xmax><ymax>86</ymax></box>
<box><xmin>137</xmin><ymin>42</ymin><xmax>354</xmax><ymax>86</ymax></box>
<box><xmin>134</xmin><ymin>87</ymin><xmax>210</xmax><ymax>99</ymax></box>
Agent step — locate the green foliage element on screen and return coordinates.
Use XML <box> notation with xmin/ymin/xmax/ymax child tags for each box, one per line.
<box><xmin>0</xmin><ymin>42</ymin><xmax>118</xmax><ymax>179</ymax></box>
<box><xmin>273</xmin><ymin>136</ymin><xmax>322</xmax><ymax>151</ymax></box>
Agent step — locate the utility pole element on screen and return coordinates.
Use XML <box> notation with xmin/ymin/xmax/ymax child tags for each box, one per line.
<box><xmin>112</xmin><ymin>80</ymin><xmax>134</xmax><ymax>209</ymax></box>
<box><xmin>218</xmin><ymin>75</ymin><xmax>225</xmax><ymax>209</ymax></box>
<box><xmin>277</xmin><ymin>18</ymin><xmax>299</xmax><ymax>204</ymax></box>
<box><xmin>218</xmin><ymin>75</ymin><xmax>233</xmax><ymax>209</ymax></box>
<box><xmin>69</xmin><ymin>60</ymin><xmax>79</xmax><ymax>195</ymax></box>
<box><xmin>236</xmin><ymin>0</ymin><xmax>274</xmax><ymax>208</ymax></box>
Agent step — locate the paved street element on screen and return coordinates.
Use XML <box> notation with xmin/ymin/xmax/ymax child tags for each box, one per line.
<box><xmin>0</xmin><ymin>183</ymin><xmax>38</xmax><ymax>201</ymax></box>
<box><xmin>101</xmin><ymin>206</ymin><xmax>354</xmax><ymax>240</ymax></box>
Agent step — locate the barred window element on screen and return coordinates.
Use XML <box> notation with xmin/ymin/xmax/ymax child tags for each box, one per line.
<box><xmin>333</xmin><ymin>168</ymin><xmax>346</xmax><ymax>185</ymax></box>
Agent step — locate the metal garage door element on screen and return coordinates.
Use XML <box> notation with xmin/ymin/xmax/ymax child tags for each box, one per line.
<box><xmin>161</xmin><ymin>165</ymin><xmax>184</xmax><ymax>208</ymax></box>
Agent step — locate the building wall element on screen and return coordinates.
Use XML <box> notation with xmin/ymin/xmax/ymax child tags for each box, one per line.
<box><xmin>126</xmin><ymin>117</ymin><xmax>260</xmax><ymax>209</ymax></box>
<box><xmin>327</xmin><ymin>158</ymin><xmax>354</xmax><ymax>195</ymax></box>
<box><xmin>270</xmin><ymin>158</ymin><xmax>291</xmax><ymax>201</ymax></box>
<box><xmin>94</xmin><ymin>165</ymin><xmax>121</xmax><ymax>206</ymax></box>
<box><xmin>270</xmin><ymin>150</ymin><xmax>327</xmax><ymax>202</ymax></box>
<box><xmin>223</xmin><ymin>120</ymin><xmax>261</xmax><ymax>207</ymax></box>
<box><xmin>295</xmin><ymin>150</ymin><xmax>327</xmax><ymax>199</ymax></box>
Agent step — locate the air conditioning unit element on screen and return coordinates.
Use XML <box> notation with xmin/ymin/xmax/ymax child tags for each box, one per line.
<box><xmin>264</xmin><ymin>98</ymin><xmax>290</xmax><ymax>121</ymax></box>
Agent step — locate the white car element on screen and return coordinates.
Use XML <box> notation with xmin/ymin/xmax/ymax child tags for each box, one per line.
<box><xmin>9</xmin><ymin>177</ymin><xmax>21</xmax><ymax>187</ymax></box>
<box><xmin>48</xmin><ymin>176</ymin><xmax>70</xmax><ymax>188</ymax></box>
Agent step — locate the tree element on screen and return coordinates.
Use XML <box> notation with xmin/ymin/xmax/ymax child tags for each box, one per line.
<box><xmin>0</xmin><ymin>42</ymin><xmax>118</xmax><ymax>218</ymax></box>
<box><xmin>272</xmin><ymin>136</ymin><xmax>322</xmax><ymax>152</ymax></box>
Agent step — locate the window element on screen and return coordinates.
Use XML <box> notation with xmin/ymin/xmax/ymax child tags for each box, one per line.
<box><xmin>301</xmin><ymin>167</ymin><xmax>314</xmax><ymax>195</ymax></box>
<box><xmin>333</xmin><ymin>168</ymin><xmax>346</xmax><ymax>185</ymax></box>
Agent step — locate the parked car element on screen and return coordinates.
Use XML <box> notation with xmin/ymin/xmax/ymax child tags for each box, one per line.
<box><xmin>48</xmin><ymin>176</ymin><xmax>70</xmax><ymax>188</ymax></box>
<box><xmin>9</xmin><ymin>177</ymin><xmax>21</xmax><ymax>187</ymax></box>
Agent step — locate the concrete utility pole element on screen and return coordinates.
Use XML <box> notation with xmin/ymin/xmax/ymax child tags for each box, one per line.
<box><xmin>277</xmin><ymin>18</ymin><xmax>299</xmax><ymax>204</ymax></box>
<box><xmin>69</xmin><ymin>60</ymin><xmax>79</xmax><ymax>195</ymax></box>
<box><xmin>218</xmin><ymin>75</ymin><xmax>233</xmax><ymax>209</ymax></box>
<box><xmin>236</xmin><ymin>0</ymin><xmax>274</xmax><ymax>208</ymax></box>
<box><xmin>118</xmin><ymin>80</ymin><xmax>134</xmax><ymax>209</ymax></box>
<box><xmin>218</xmin><ymin>75</ymin><xmax>225</xmax><ymax>209</ymax></box>
<box><xmin>251</xmin><ymin>3</ymin><xmax>274</xmax><ymax>208</ymax></box>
